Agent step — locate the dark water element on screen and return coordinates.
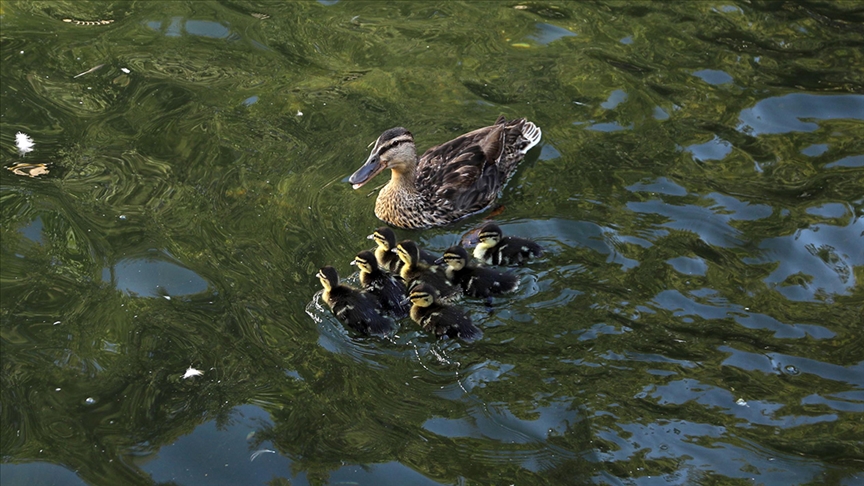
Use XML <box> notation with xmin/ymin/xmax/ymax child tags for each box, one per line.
<box><xmin>1</xmin><ymin>1</ymin><xmax>863</xmax><ymax>485</ymax></box>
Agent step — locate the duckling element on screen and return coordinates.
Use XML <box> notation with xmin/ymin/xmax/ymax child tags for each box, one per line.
<box><xmin>352</xmin><ymin>250</ymin><xmax>409</xmax><ymax>319</ymax></box>
<box><xmin>473</xmin><ymin>223</ymin><xmax>543</xmax><ymax>265</ymax></box>
<box><xmin>368</xmin><ymin>226</ymin><xmax>437</xmax><ymax>274</ymax></box>
<box><xmin>316</xmin><ymin>266</ymin><xmax>395</xmax><ymax>336</ymax></box>
<box><xmin>440</xmin><ymin>245</ymin><xmax>519</xmax><ymax>298</ymax></box>
<box><xmin>408</xmin><ymin>284</ymin><xmax>481</xmax><ymax>342</ymax></box>
<box><xmin>395</xmin><ymin>240</ymin><xmax>460</xmax><ymax>302</ymax></box>
<box><xmin>349</xmin><ymin>116</ymin><xmax>542</xmax><ymax>229</ymax></box>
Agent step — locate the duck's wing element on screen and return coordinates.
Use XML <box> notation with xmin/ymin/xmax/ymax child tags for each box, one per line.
<box><xmin>416</xmin><ymin>124</ymin><xmax>507</xmax><ymax>213</ymax></box>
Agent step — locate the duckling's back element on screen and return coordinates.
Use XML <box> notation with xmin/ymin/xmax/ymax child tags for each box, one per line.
<box><xmin>327</xmin><ymin>286</ymin><xmax>395</xmax><ymax>335</ymax></box>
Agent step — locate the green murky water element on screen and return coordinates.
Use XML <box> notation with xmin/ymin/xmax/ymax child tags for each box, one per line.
<box><xmin>1</xmin><ymin>1</ymin><xmax>863</xmax><ymax>485</ymax></box>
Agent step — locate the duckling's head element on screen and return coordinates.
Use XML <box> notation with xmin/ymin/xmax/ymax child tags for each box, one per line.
<box><xmin>316</xmin><ymin>266</ymin><xmax>340</xmax><ymax>291</ymax></box>
<box><xmin>352</xmin><ymin>250</ymin><xmax>378</xmax><ymax>273</ymax></box>
<box><xmin>369</xmin><ymin>226</ymin><xmax>397</xmax><ymax>251</ymax></box>
<box><xmin>408</xmin><ymin>283</ymin><xmax>437</xmax><ymax>308</ymax></box>
<box><xmin>395</xmin><ymin>240</ymin><xmax>420</xmax><ymax>266</ymax></box>
<box><xmin>477</xmin><ymin>223</ymin><xmax>503</xmax><ymax>248</ymax></box>
<box><xmin>442</xmin><ymin>245</ymin><xmax>469</xmax><ymax>271</ymax></box>
<box><xmin>349</xmin><ymin>128</ymin><xmax>416</xmax><ymax>189</ymax></box>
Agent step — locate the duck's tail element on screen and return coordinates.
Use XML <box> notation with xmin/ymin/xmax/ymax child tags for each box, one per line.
<box><xmin>517</xmin><ymin>120</ymin><xmax>542</xmax><ymax>155</ymax></box>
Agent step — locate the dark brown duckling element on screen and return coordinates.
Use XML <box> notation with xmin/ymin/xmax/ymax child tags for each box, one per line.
<box><xmin>316</xmin><ymin>266</ymin><xmax>395</xmax><ymax>336</ymax></box>
<box><xmin>395</xmin><ymin>240</ymin><xmax>460</xmax><ymax>302</ymax></box>
<box><xmin>408</xmin><ymin>284</ymin><xmax>481</xmax><ymax>342</ymax></box>
<box><xmin>352</xmin><ymin>250</ymin><xmax>409</xmax><ymax>319</ymax></box>
<box><xmin>368</xmin><ymin>226</ymin><xmax>437</xmax><ymax>274</ymax></box>
<box><xmin>440</xmin><ymin>245</ymin><xmax>519</xmax><ymax>298</ymax></box>
<box><xmin>473</xmin><ymin>223</ymin><xmax>543</xmax><ymax>265</ymax></box>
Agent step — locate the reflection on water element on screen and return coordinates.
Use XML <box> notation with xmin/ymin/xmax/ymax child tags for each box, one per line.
<box><xmin>2</xmin><ymin>1</ymin><xmax>863</xmax><ymax>485</ymax></box>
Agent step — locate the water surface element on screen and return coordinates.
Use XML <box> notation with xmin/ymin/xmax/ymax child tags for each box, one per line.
<box><xmin>1</xmin><ymin>1</ymin><xmax>863</xmax><ymax>485</ymax></box>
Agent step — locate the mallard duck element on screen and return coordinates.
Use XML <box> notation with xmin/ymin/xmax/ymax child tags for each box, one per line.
<box><xmin>316</xmin><ymin>266</ymin><xmax>395</xmax><ymax>336</ymax></box>
<box><xmin>395</xmin><ymin>240</ymin><xmax>459</xmax><ymax>302</ymax></box>
<box><xmin>473</xmin><ymin>223</ymin><xmax>543</xmax><ymax>265</ymax></box>
<box><xmin>440</xmin><ymin>245</ymin><xmax>519</xmax><ymax>298</ymax></box>
<box><xmin>352</xmin><ymin>250</ymin><xmax>409</xmax><ymax>319</ymax></box>
<box><xmin>408</xmin><ymin>283</ymin><xmax>481</xmax><ymax>341</ymax></box>
<box><xmin>349</xmin><ymin>116</ymin><xmax>542</xmax><ymax>229</ymax></box>
<box><xmin>368</xmin><ymin>226</ymin><xmax>437</xmax><ymax>274</ymax></box>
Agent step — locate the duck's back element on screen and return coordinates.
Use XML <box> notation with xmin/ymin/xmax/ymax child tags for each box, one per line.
<box><xmin>415</xmin><ymin>303</ymin><xmax>481</xmax><ymax>341</ymax></box>
<box><xmin>361</xmin><ymin>269</ymin><xmax>409</xmax><ymax>319</ymax></box>
<box><xmin>412</xmin><ymin>117</ymin><xmax>541</xmax><ymax>227</ymax></box>
<box><xmin>451</xmin><ymin>266</ymin><xmax>519</xmax><ymax>298</ymax></box>
<box><xmin>327</xmin><ymin>286</ymin><xmax>394</xmax><ymax>335</ymax></box>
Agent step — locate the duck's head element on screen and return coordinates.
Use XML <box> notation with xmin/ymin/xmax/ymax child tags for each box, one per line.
<box><xmin>477</xmin><ymin>223</ymin><xmax>503</xmax><ymax>248</ymax></box>
<box><xmin>349</xmin><ymin>128</ymin><xmax>416</xmax><ymax>189</ymax></box>
<box><xmin>441</xmin><ymin>245</ymin><xmax>469</xmax><ymax>271</ymax></box>
<box><xmin>408</xmin><ymin>283</ymin><xmax>436</xmax><ymax>308</ymax></box>
<box><xmin>368</xmin><ymin>226</ymin><xmax>397</xmax><ymax>251</ymax></box>
<box><xmin>395</xmin><ymin>240</ymin><xmax>420</xmax><ymax>266</ymax></box>
<box><xmin>316</xmin><ymin>266</ymin><xmax>340</xmax><ymax>291</ymax></box>
<box><xmin>351</xmin><ymin>250</ymin><xmax>378</xmax><ymax>273</ymax></box>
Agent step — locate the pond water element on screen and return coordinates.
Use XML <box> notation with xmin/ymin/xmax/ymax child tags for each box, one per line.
<box><xmin>1</xmin><ymin>1</ymin><xmax>863</xmax><ymax>485</ymax></box>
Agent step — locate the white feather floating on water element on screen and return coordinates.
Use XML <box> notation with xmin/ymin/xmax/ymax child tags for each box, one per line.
<box><xmin>183</xmin><ymin>366</ymin><xmax>204</xmax><ymax>379</ymax></box>
<box><xmin>15</xmin><ymin>132</ymin><xmax>34</xmax><ymax>155</ymax></box>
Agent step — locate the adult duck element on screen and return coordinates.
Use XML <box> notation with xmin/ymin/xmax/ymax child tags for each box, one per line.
<box><xmin>349</xmin><ymin>116</ymin><xmax>542</xmax><ymax>229</ymax></box>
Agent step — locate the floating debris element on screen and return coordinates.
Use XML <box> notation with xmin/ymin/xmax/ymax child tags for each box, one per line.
<box><xmin>182</xmin><ymin>366</ymin><xmax>203</xmax><ymax>379</ymax></box>
<box><xmin>73</xmin><ymin>64</ymin><xmax>104</xmax><ymax>79</ymax></box>
<box><xmin>250</xmin><ymin>449</ymin><xmax>276</xmax><ymax>462</ymax></box>
<box><xmin>62</xmin><ymin>18</ymin><xmax>115</xmax><ymax>26</ymax></box>
<box><xmin>15</xmin><ymin>132</ymin><xmax>34</xmax><ymax>155</ymax></box>
<box><xmin>7</xmin><ymin>162</ymin><xmax>49</xmax><ymax>178</ymax></box>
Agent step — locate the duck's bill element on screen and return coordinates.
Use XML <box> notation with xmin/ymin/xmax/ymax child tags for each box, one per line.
<box><xmin>348</xmin><ymin>153</ymin><xmax>384</xmax><ymax>189</ymax></box>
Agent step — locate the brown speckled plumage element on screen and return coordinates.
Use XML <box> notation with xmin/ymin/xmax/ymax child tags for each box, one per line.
<box><xmin>349</xmin><ymin>116</ymin><xmax>542</xmax><ymax>229</ymax></box>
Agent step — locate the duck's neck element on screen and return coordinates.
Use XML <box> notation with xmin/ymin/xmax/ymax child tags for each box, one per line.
<box><xmin>387</xmin><ymin>165</ymin><xmax>418</xmax><ymax>194</ymax></box>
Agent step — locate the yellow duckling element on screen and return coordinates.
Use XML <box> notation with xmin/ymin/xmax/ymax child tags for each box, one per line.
<box><xmin>368</xmin><ymin>226</ymin><xmax>437</xmax><ymax>274</ymax></box>
<box><xmin>473</xmin><ymin>223</ymin><xmax>543</xmax><ymax>265</ymax></box>
<box><xmin>352</xmin><ymin>250</ymin><xmax>409</xmax><ymax>319</ymax></box>
<box><xmin>395</xmin><ymin>240</ymin><xmax>459</xmax><ymax>302</ymax></box>
<box><xmin>316</xmin><ymin>266</ymin><xmax>395</xmax><ymax>336</ymax></box>
<box><xmin>440</xmin><ymin>245</ymin><xmax>519</xmax><ymax>298</ymax></box>
<box><xmin>349</xmin><ymin>116</ymin><xmax>542</xmax><ymax>229</ymax></box>
<box><xmin>408</xmin><ymin>283</ymin><xmax>481</xmax><ymax>342</ymax></box>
